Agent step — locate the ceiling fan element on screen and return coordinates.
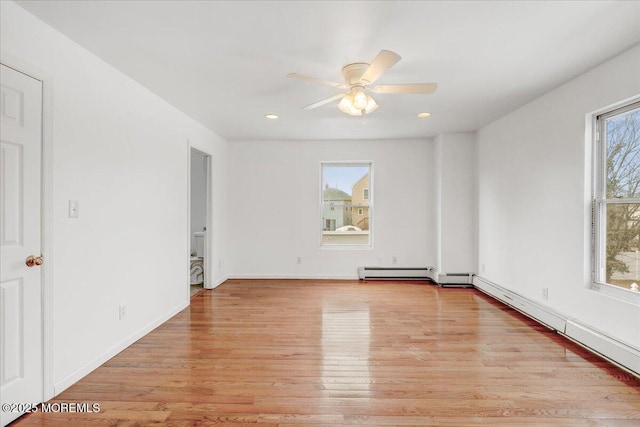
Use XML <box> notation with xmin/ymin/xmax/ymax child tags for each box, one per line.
<box><xmin>287</xmin><ymin>49</ymin><xmax>437</xmax><ymax>116</ymax></box>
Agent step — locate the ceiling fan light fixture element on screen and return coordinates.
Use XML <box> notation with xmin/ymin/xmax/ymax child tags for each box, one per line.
<box><xmin>338</xmin><ymin>92</ymin><xmax>377</xmax><ymax>116</ymax></box>
<box><xmin>352</xmin><ymin>87</ymin><xmax>368</xmax><ymax>110</ymax></box>
<box><xmin>338</xmin><ymin>94</ymin><xmax>353</xmax><ymax>112</ymax></box>
<box><xmin>364</xmin><ymin>96</ymin><xmax>378</xmax><ymax>114</ymax></box>
<box><xmin>288</xmin><ymin>49</ymin><xmax>438</xmax><ymax>117</ymax></box>
<box><xmin>338</xmin><ymin>94</ymin><xmax>361</xmax><ymax>116</ymax></box>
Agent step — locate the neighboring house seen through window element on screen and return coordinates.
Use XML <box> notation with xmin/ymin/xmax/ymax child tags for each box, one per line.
<box><xmin>321</xmin><ymin>162</ymin><xmax>372</xmax><ymax>246</ymax></box>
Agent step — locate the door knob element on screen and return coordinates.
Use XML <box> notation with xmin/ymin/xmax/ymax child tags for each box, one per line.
<box><xmin>26</xmin><ymin>255</ymin><xmax>44</xmax><ymax>267</ymax></box>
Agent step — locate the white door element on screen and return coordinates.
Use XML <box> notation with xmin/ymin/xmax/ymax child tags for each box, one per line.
<box><xmin>0</xmin><ymin>64</ymin><xmax>43</xmax><ymax>426</ymax></box>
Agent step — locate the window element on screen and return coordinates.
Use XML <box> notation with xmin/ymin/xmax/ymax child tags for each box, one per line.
<box><xmin>594</xmin><ymin>100</ymin><xmax>640</xmax><ymax>294</ymax></box>
<box><xmin>321</xmin><ymin>162</ymin><xmax>372</xmax><ymax>246</ymax></box>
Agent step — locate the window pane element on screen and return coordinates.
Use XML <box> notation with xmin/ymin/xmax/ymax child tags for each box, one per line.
<box><xmin>322</xmin><ymin>166</ymin><xmax>369</xmax><ymax>202</ymax></box>
<box><xmin>605</xmin><ymin>107</ymin><xmax>640</xmax><ymax>199</ymax></box>
<box><xmin>321</xmin><ymin>164</ymin><xmax>371</xmax><ymax>246</ymax></box>
<box><xmin>605</xmin><ymin>203</ymin><xmax>640</xmax><ymax>290</ymax></box>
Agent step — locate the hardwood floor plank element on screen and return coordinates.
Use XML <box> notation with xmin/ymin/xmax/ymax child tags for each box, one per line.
<box><xmin>13</xmin><ymin>279</ymin><xmax>640</xmax><ymax>426</ymax></box>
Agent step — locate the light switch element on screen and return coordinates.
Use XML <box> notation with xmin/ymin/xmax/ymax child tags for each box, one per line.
<box><xmin>69</xmin><ymin>200</ymin><xmax>79</xmax><ymax>218</ymax></box>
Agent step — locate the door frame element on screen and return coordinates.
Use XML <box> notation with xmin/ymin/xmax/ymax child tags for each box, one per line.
<box><xmin>0</xmin><ymin>57</ymin><xmax>54</xmax><ymax>401</ymax></box>
<box><xmin>188</xmin><ymin>145</ymin><xmax>213</xmax><ymax>291</ymax></box>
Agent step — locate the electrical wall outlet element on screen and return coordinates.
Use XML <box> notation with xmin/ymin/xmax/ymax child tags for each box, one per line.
<box><xmin>296</xmin><ymin>257</ymin><xmax>302</xmax><ymax>264</ymax></box>
<box><xmin>119</xmin><ymin>304</ymin><xmax>127</xmax><ymax>320</ymax></box>
<box><xmin>392</xmin><ymin>256</ymin><xmax>398</xmax><ymax>264</ymax></box>
<box><xmin>542</xmin><ymin>288</ymin><xmax>549</xmax><ymax>300</ymax></box>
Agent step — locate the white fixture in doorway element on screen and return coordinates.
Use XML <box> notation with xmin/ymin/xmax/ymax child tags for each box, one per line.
<box><xmin>190</xmin><ymin>231</ymin><xmax>205</xmax><ymax>285</ymax></box>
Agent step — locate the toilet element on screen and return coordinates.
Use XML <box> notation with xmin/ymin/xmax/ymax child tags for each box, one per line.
<box><xmin>190</xmin><ymin>231</ymin><xmax>205</xmax><ymax>285</ymax></box>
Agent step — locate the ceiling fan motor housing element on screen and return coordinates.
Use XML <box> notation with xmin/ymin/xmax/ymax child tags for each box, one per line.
<box><xmin>342</xmin><ymin>63</ymin><xmax>370</xmax><ymax>86</ymax></box>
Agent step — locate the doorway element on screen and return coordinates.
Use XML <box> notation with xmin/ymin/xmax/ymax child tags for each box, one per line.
<box><xmin>1</xmin><ymin>64</ymin><xmax>44</xmax><ymax>425</ymax></box>
<box><xmin>189</xmin><ymin>148</ymin><xmax>210</xmax><ymax>297</ymax></box>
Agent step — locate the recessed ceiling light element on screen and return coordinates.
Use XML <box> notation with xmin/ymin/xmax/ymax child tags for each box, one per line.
<box><xmin>265</xmin><ymin>114</ymin><xmax>279</xmax><ymax>119</ymax></box>
<box><xmin>417</xmin><ymin>112</ymin><xmax>431</xmax><ymax>118</ymax></box>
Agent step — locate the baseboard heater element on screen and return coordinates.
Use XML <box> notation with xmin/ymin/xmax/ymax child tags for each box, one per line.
<box><xmin>358</xmin><ymin>267</ymin><xmax>431</xmax><ymax>281</ymax></box>
<box><xmin>473</xmin><ymin>275</ymin><xmax>566</xmax><ymax>331</ymax></box>
<box><xmin>435</xmin><ymin>272</ymin><xmax>474</xmax><ymax>287</ymax></box>
<box><xmin>474</xmin><ymin>275</ymin><xmax>639</xmax><ymax>377</ymax></box>
<box><xmin>358</xmin><ymin>267</ymin><xmax>473</xmax><ymax>287</ymax></box>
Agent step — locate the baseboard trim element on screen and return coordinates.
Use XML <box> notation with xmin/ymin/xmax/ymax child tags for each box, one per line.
<box><xmin>52</xmin><ymin>299</ymin><xmax>189</xmax><ymax>395</ymax></box>
<box><xmin>473</xmin><ymin>275</ymin><xmax>639</xmax><ymax>377</ymax></box>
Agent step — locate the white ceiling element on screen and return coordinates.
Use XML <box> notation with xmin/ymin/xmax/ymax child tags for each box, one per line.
<box><xmin>17</xmin><ymin>0</ymin><xmax>640</xmax><ymax>141</ymax></box>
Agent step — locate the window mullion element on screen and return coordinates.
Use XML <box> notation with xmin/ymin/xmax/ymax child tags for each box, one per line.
<box><xmin>601</xmin><ymin>198</ymin><xmax>640</xmax><ymax>204</ymax></box>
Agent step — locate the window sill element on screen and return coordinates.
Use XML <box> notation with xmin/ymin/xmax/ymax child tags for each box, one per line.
<box><xmin>592</xmin><ymin>282</ymin><xmax>640</xmax><ymax>305</ymax></box>
<box><xmin>319</xmin><ymin>244</ymin><xmax>373</xmax><ymax>251</ymax></box>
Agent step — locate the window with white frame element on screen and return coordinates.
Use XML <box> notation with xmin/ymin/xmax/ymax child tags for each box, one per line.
<box><xmin>321</xmin><ymin>162</ymin><xmax>372</xmax><ymax>246</ymax></box>
<box><xmin>594</xmin><ymin>100</ymin><xmax>640</xmax><ymax>293</ymax></box>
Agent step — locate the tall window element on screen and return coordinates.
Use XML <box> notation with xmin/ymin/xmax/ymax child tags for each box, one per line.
<box><xmin>321</xmin><ymin>162</ymin><xmax>372</xmax><ymax>247</ymax></box>
<box><xmin>594</xmin><ymin>101</ymin><xmax>640</xmax><ymax>293</ymax></box>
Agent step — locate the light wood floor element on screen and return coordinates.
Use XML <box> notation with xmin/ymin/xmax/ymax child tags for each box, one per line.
<box><xmin>15</xmin><ymin>279</ymin><xmax>640</xmax><ymax>426</ymax></box>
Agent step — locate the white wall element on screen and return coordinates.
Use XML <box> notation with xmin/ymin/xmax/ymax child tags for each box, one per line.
<box><xmin>1</xmin><ymin>1</ymin><xmax>228</xmax><ymax>395</ymax></box>
<box><xmin>435</xmin><ymin>133</ymin><xmax>477</xmax><ymax>273</ymax></box>
<box><xmin>477</xmin><ymin>44</ymin><xmax>640</xmax><ymax>348</ymax></box>
<box><xmin>227</xmin><ymin>139</ymin><xmax>436</xmax><ymax>278</ymax></box>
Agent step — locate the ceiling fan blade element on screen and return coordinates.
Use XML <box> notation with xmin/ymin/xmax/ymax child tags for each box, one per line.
<box><xmin>288</xmin><ymin>73</ymin><xmax>348</xmax><ymax>89</ymax></box>
<box><xmin>359</xmin><ymin>50</ymin><xmax>402</xmax><ymax>85</ymax></box>
<box><xmin>302</xmin><ymin>93</ymin><xmax>347</xmax><ymax>110</ymax></box>
<box><xmin>372</xmin><ymin>83</ymin><xmax>438</xmax><ymax>94</ymax></box>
